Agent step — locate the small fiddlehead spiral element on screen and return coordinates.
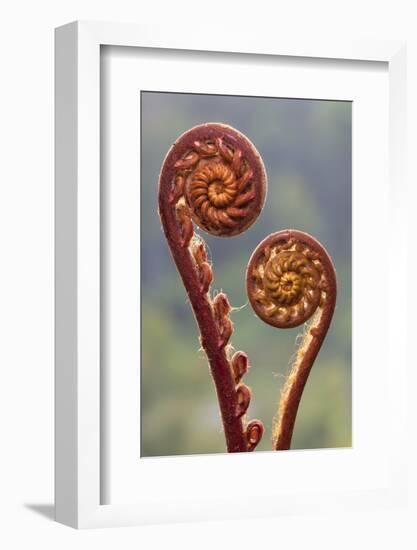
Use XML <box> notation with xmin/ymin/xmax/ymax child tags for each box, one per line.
<box><xmin>246</xmin><ymin>230</ymin><xmax>337</xmax><ymax>450</ymax></box>
<box><xmin>158</xmin><ymin>123</ymin><xmax>266</xmax><ymax>452</ymax></box>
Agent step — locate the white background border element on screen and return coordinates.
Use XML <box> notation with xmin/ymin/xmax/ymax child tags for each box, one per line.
<box><xmin>2</xmin><ymin>0</ymin><xmax>416</xmax><ymax>547</ymax></box>
<box><xmin>55</xmin><ymin>21</ymin><xmax>407</xmax><ymax>528</ymax></box>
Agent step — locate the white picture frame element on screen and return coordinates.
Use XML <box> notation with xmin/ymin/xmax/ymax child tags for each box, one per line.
<box><xmin>55</xmin><ymin>21</ymin><xmax>407</xmax><ymax>529</ymax></box>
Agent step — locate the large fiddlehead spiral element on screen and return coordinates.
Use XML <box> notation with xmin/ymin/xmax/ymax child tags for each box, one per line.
<box><xmin>246</xmin><ymin>230</ymin><xmax>337</xmax><ymax>450</ymax></box>
<box><xmin>158</xmin><ymin>123</ymin><xmax>267</xmax><ymax>452</ymax></box>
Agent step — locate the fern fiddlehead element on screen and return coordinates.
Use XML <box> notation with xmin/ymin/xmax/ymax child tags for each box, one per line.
<box><xmin>158</xmin><ymin>123</ymin><xmax>267</xmax><ymax>452</ymax></box>
<box><xmin>246</xmin><ymin>230</ymin><xmax>337</xmax><ymax>450</ymax></box>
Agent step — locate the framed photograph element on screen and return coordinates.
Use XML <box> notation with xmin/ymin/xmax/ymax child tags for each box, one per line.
<box><xmin>55</xmin><ymin>21</ymin><xmax>407</xmax><ymax>528</ymax></box>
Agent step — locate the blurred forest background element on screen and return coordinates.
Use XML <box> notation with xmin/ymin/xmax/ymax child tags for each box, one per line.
<box><xmin>140</xmin><ymin>91</ymin><xmax>352</xmax><ymax>456</ymax></box>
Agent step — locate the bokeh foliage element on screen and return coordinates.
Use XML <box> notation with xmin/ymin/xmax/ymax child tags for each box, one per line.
<box><xmin>141</xmin><ymin>92</ymin><xmax>351</xmax><ymax>456</ymax></box>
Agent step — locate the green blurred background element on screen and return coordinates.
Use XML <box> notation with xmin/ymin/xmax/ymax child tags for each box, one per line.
<box><xmin>140</xmin><ymin>91</ymin><xmax>352</xmax><ymax>456</ymax></box>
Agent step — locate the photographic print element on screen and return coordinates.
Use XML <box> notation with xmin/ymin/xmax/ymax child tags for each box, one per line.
<box><xmin>141</xmin><ymin>91</ymin><xmax>351</xmax><ymax>457</ymax></box>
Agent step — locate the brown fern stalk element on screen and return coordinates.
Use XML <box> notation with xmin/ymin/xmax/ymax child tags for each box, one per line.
<box><xmin>246</xmin><ymin>230</ymin><xmax>337</xmax><ymax>450</ymax></box>
<box><xmin>158</xmin><ymin>123</ymin><xmax>267</xmax><ymax>452</ymax></box>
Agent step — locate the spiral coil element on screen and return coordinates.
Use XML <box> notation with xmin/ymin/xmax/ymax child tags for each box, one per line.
<box><xmin>246</xmin><ymin>231</ymin><xmax>333</xmax><ymax>329</ymax></box>
<box><xmin>167</xmin><ymin>124</ymin><xmax>267</xmax><ymax>237</ymax></box>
